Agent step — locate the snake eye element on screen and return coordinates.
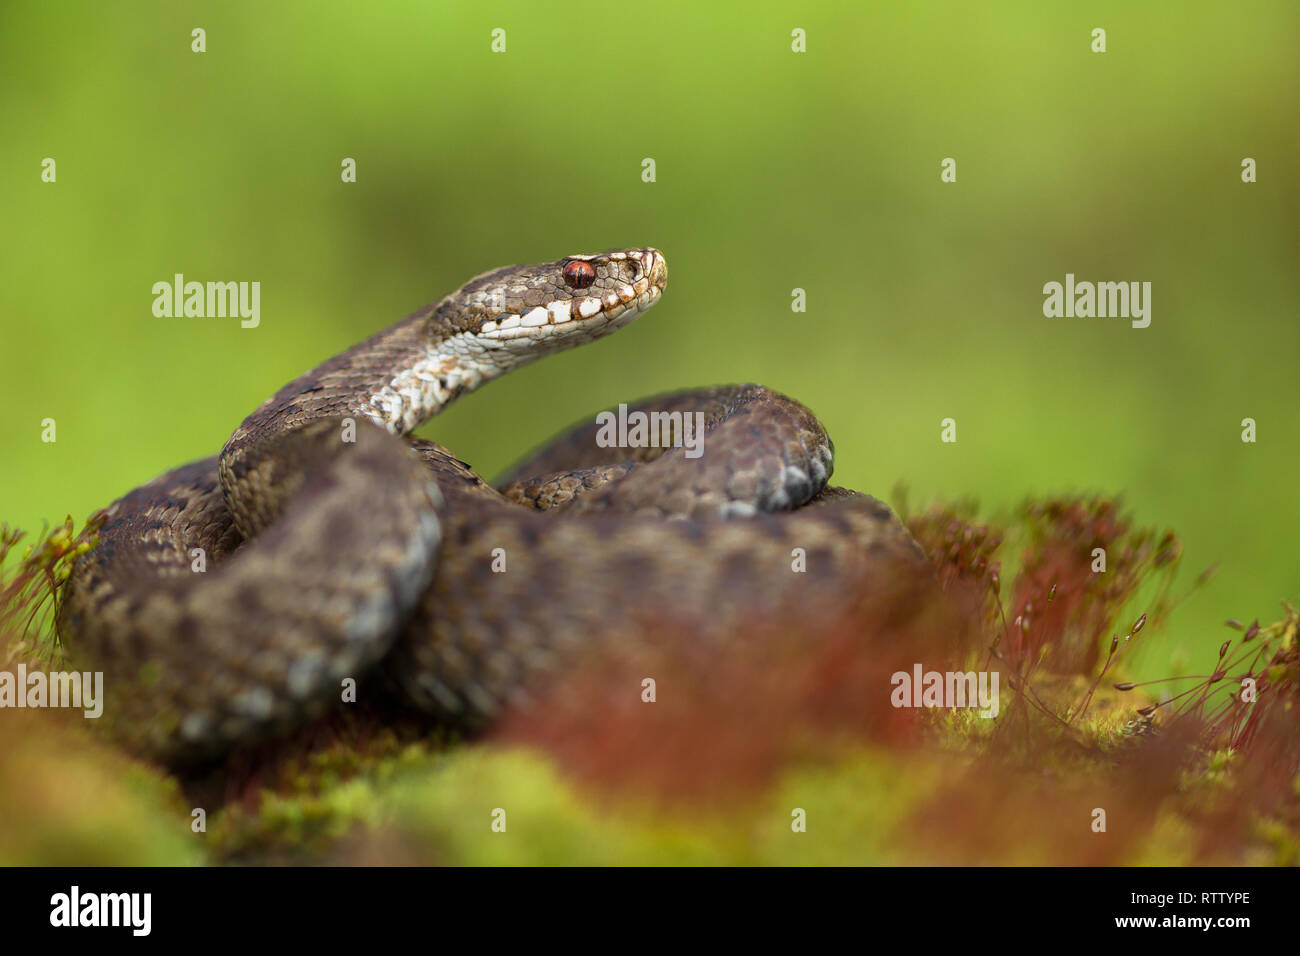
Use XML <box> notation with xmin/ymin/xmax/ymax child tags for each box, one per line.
<box><xmin>562</xmin><ymin>259</ymin><xmax>596</xmax><ymax>290</ymax></box>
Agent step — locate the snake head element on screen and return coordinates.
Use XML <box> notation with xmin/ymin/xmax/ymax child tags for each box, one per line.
<box><xmin>346</xmin><ymin>249</ymin><xmax>668</xmax><ymax>434</ymax></box>
<box><xmin>436</xmin><ymin>248</ymin><xmax>667</xmax><ymax>349</ymax></box>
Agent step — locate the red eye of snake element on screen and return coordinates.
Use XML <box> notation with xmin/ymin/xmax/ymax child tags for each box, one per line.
<box><xmin>562</xmin><ymin>259</ymin><xmax>596</xmax><ymax>289</ymax></box>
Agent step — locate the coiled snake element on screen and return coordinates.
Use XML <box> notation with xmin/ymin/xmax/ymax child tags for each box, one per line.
<box><xmin>57</xmin><ymin>249</ymin><xmax>928</xmax><ymax>765</ymax></box>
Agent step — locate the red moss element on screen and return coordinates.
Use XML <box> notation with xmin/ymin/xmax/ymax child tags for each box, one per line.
<box><xmin>491</xmin><ymin>495</ymin><xmax>1299</xmax><ymax>864</ymax></box>
<box><xmin>493</xmin><ymin>558</ymin><xmax>978</xmax><ymax>806</ymax></box>
<box><xmin>5</xmin><ymin>496</ymin><xmax>1296</xmax><ymax>863</ymax></box>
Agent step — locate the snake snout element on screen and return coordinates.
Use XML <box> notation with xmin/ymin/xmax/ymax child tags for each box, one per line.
<box><xmin>599</xmin><ymin>247</ymin><xmax>667</xmax><ymax>298</ymax></box>
<box><xmin>640</xmin><ymin>247</ymin><xmax>667</xmax><ymax>295</ymax></box>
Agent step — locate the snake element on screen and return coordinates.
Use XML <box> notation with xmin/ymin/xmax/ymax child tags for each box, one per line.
<box><xmin>56</xmin><ymin>248</ymin><xmax>929</xmax><ymax>766</ymax></box>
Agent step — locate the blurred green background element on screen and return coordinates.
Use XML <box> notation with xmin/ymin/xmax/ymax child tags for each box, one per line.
<box><xmin>1</xmin><ymin>0</ymin><xmax>1296</xmax><ymax>681</ymax></box>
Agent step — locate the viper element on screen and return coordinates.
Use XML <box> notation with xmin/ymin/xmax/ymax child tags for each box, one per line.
<box><xmin>57</xmin><ymin>248</ymin><xmax>928</xmax><ymax>765</ymax></box>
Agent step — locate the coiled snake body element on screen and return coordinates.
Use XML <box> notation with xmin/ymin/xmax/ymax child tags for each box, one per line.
<box><xmin>57</xmin><ymin>249</ymin><xmax>927</xmax><ymax>764</ymax></box>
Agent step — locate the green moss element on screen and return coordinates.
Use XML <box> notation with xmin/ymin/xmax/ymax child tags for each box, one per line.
<box><xmin>0</xmin><ymin>714</ymin><xmax>201</xmax><ymax>866</ymax></box>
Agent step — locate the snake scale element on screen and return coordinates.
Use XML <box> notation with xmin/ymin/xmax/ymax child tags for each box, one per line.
<box><xmin>57</xmin><ymin>249</ymin><xmax>929</xmax><ymax>765</ymax></box>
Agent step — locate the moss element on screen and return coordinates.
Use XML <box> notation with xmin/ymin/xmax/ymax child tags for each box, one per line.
<box><xmin>0</xmin><ymin>711</ymin><xmax>201</xmax><ymax>866</ymax></box>
<box><xmin>1</xmin><ymin>499</ymin><xmax>1297</xmax><ymax>865</ymax></box>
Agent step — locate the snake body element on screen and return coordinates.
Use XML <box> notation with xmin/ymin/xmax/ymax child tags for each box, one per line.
<box><xmin>57</xmin><ymin>249</ymin><xmax>928</xmax><ymax>764</ymax></box>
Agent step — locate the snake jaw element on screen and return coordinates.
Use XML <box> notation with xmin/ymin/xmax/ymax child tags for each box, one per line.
<box><xmin>358</xmin><ymin>249</ymin><xmax>667</xmax><ymax>436</ymax></box>
<box><xmin>473</xmin><ymin>247</ymin><xmax>666</xmax><ymax>344</ymax></box>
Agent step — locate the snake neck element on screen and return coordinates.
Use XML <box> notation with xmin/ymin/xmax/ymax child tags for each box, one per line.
<box><xmin>353</xmin><ymin>321</ymin><xmax>526</xmax><ymax>436</ymax></box>
<box><xmin>218</xmin><ymin>248</ymin><xmax>666</xmax><ymax>539</ymax></box>
<box><xmin>223</xmin><ymin>249</ymin><xmax>667</xmax><ymax>460</ymax></box>
<box><xmin>217</xmin><ymin>302</ymin><xmax>534</xmax><ymax>540</ymax></box>
<box><xmin>224</xmin><ymin>305</ymin><xmax>511</xmax><ymax>457</ymax></box>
